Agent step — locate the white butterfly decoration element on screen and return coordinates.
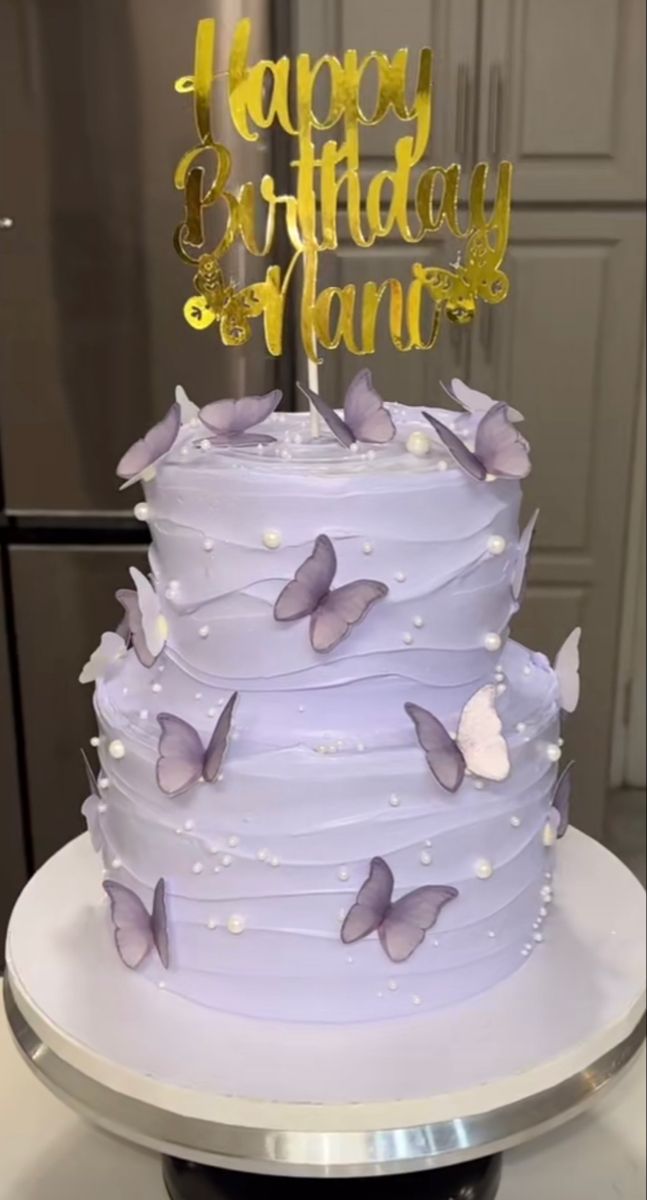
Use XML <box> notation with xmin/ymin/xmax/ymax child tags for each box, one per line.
<box><xmin>441</xmin><ymin>378</ymin><xmax>524</xmax><ymax>423</ymax></box>
<box><xmin>79</xmin><ymin>631</ymin><xmax>127</xmax><ymax>684</ymax></box>
<box><xmin>175</xmin><ymin>384</ymin><xmax>200</xmax><ymax>425</ymax></box>
<box><xmin>406</xmin><ymin>684</ymin><xmax>510</xmax><ymax>793</ymax></box>
<box><xmin>554</xmin><ymin>627</ymin><xmax>581</xmax><ymax>714</ymax></box>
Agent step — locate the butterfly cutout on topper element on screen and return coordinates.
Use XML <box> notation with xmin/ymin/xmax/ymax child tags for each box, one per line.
<box><xmin>79</xmin><ymin>631</ymin><xmax>127</xmax><ymax>684</ymax></box>
<box><xmin>116</xmin><ymin>568</ymin><xmax>168</xmax><ymax>669</ymax></box>
<box><xmin>103</xmin><ymin>878</ymin><xmax>170</xmax><ymax>971</ymax></box>
<box><xmin>511</xmin><ymin>509</ymin><xmax>540</xmax><ymax>606</ymax></box>
<box><xmin>405</xmin><ymin>684</ymin><xmax>510</xmax><ymax>794</ymax></box>
<box><xmin>80</xmin><ymin>749</ymin><xmax>104</xmax><ymax>852</ymax></box>
<box><xmin>198</xmin><ymin>389</ymin><xmax>282</xmax><ymax>446</ymax></box>
<box><xmin>546</xmin><ymin>759</ymin><xmax>575</xmax><ymax>843</ymax></box>
<box><xmin>156</xmin><ymin>693</ymin><xmax>238</xmax><ymax>797</ymax></box>
<box><xmin>341</xmin><ymin>856</ymin><xmax>458</xmax><ymax>964</ymax></box>
<box><xmin>117</xmin><ymin>402</ymin><xmax>182</xmax><ymax>489</ymax></box>
<box><xmin>440</xmin><ymin>378</ymin><xmax>524</xmax><ymax>423</ymax></box>
<box><xmin>423</xmin><ymin>404</ymin><xmax>531</xmax><ymax>482</ymax></box>
<box><xmin>273</xmin><ymin>534</ymin><xmax>388</xmax><ymax>654</ymax></box>
<box><xmin>297</xmin><ymin>369</ymin><xmax>396</xmax><ymax>448</ymax></box>
<box><xmin>554</xmin><ymin>627</ymin><xmax>581</xmax><ymax>714</ymax></box>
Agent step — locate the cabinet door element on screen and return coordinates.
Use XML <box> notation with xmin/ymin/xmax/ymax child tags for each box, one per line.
<box><xmin>479</xmin><ymin>0</ymin><xmax>646</xmax><ymax>201</ymax></box>
<box><xmin>0</xmin><ymin>0</ymin><xmax>276</xmax><ymax>514</ymax></box>
<box><xmin>291</xmin><ymin>0</ymin><xmax>480</xmax><ymax>179</ymax></box>
<box><xmin>470</xmin><ymin>209</ymin><xmax>646</xmax><ymax>836</ymax></box>
<box><xmin>0</xmin><ymin>567</ymin><xmax>27</xmax><ymax>955</ymax></box>
<box><xmin>10</xmin><ymin>545</ymin><xmax>147</xmax><ymax>866</ymax></box>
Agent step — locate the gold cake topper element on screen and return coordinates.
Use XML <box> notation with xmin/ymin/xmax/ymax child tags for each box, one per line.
<box><xmin>174</xmin><ymin>18</ymin><xmax>513</xmax><ymax>364</ymax></box>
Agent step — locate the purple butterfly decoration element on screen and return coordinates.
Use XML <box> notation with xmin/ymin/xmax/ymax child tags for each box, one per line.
<box><xmin>80</xmin><ymin>749</ymin><xmax>104</xmax><ymax>852</ymax></box>
<box><xmin>103</xmin><ymin>878</ymin><xmax>169</xmax><ymax>970</ymax></box>
<box><xmin>423</xmin><ymin>404</ymin><xmax>531</xmax><ymax>481</ymax></box>
<box><xmin>341</xmin><ymin>857</ymin><xmax>458</xmax><ymax>963</ymax></box>
<box><xmin>199</xmin><ymin>390</ymin><xmax>282</xmax><ymax>446</ymax></box>
<box><xmin>156</xmin><ymin>693</ymin><xmax>238</xmax><ymax>797</ymax></box>
<box><xmin>117</xmin><ymin>402</ymin><xmax>181</xmax><ymax>488</ymax></box>
<box><xmin>116</xmin><ymin>568</ymin><xmax>167</xmax><ymax>669</ymax></box>
<box><xmin>511</xmin><ymin>509</ymin><xmax>540</xmax><ymax>604</ymax></box>
<box><xmin>298</xmin><ymin>369</ymin><xmax>396</xmax><ymax>448</ymax></box>
<box><xmin>551</xmin><ymin>759</ymin><xmax>575</xmax><ymax>839</ymax></box>
<box><xmin>440</xmin><ymin>378</ymin><xmax>524</xmax><ymax>423</ymax></box>
<box><xmin>273</xmin><ymin>534</ymin><xmax>388</xmax><ymax>654</ymax></box>
<box><xmin>405</xmin><ymin>685</ymin><xmax>510</xmax><ymax>794</ymax></box>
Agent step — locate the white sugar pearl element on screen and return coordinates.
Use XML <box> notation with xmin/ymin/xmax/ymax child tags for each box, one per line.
<box><xmin>228</xmin><ymin>835</ymin><xmax>240</xmax><ymax>848</ymax></box>
<box><xmin>142</xmin><ymin>466</ymin><xmax>157</xmax><ymax>482</ymax></box>
<box><xmin>484</xmin><ymin>632</ymin><xmax>502</xmax><ymax>652</ymax></box>
<box><xmin>403</xmin><ymin>633</ymin><xmax>414</xmax><ymax>645</ymax></box>
<box><xmin>90</xmin><ymin>736</ymin><xmax>100</xmax><ymax>748</ymax></box>
<box><xmin>473</xmin><ymin>779</ymin><xmax>485</xmax><ymax>791</ymax></box>
<box><xmin>543</xmin><ymin>822</ymin><xmax>557</xmax><ymax>847</ymax></box>
<box><xmin>199</xmin><ymin>438</ymin><xmax>211</xmax><ymax>451</ymax></box>
<box><xmin>488</xmin><ymin>535</ymin><xmax>507</xmax><ymax>555</ymax></box>
<box><xmin>97</xmin><ymin>802</ymin><xmax>107</xmax><ymax>814</ymax></box>
<box><xmin>366</xmin><ymin>450</ymin><xmax>376</xmax><ymax>461</ymax></box>
<box><xmin>437</xmin><ymin>459</ymin><xmax>449</xmax><ymax>472</ymax></box>
<box><xmin>406</xmin><ymin>431</ymin><xmax>431</xmax><ymax>457</ymax></box>
<box><xmin>227</xmin><ymin>915</ymin><xmax>246</xmax><ymax>935</ymax></box>
<box><xmin>349</xmin><ymin>442</ymin><xmax>359</xmax><ymax>455</ymax></box>
<box><xmin>198</xmin><ymin>625</ymin><xmax>210</xmax><ymax>639</ymax></box>
<box><xmin>362</xmin><ymin>542</ymin><xmax>374</xmax><ymax>555</ymax></box>
<box><xmin>521</xmin><ymin>948</ymin><xmax>531</xmax><ymax>958</ymax></box>
<box><xmin>534</xmin><ymin>932</ymin><xmax>544</xmax><ymax>943</ymax></box>
<box><xmin>412</xmin><ymin>995</ymin><xmax>422</xmax><ymax>1006</ymax></box>
<box><xmin>488</xmin><ymin>930</ymin><xmax>497</xmax><ymax>939</ymax></box>
<box><xmin>99</xmin><ymin>776</ymin><xmax>110</xmax><ymax>790</ymax></box>
<box><xmin>523</xmin><ymin>664</ymin><xmax>533</xmax><ymax>676</ymax></box>
<box><xmin>394</xmin><ymin>571</ymin><xmax>406</xmax><ymax>582</ymax></box>
<box><xmin>413</xmin><ymin>616</ymin><xmax>424</xmax><ymax>629</ymax></box>
<box><xmin>221</xmin><ymin>855</ymin><xmax>232</xmax><ymax>867</ymax></box>
<box><xmin>516</xmin><ymin>722</ymin><xmax>527</xmax><ymax>734</ymax></box>
<box><xmin>203</xmin><ymin>538</ymin><xmax>215</xmax><ymax>552</ymax></box>
<box><xmin>167</xmin><ymin>579</ymin><xmax>180</xmax><ymax>594</ymax></box>
<box><xmin>108</xmin><ymin>739</ymin><xmax>125</xmax><ymax>760</ymax></box>
<box><xmin>192</xmin><ymin>862</ymin><xmax>204</xmax><ymax>875</ymax></box>
<box><xmin>152</xmin><ymin>682</ymin><xmax>162</xmax><ymax>693</ymax></box>
<box><xmin>356</xmin><ymin>742</ymin><xmax>365</xmax><ymax>753</ymax></box>
<box><xmin>541</xmin><ymin>886</ymin><xmax>553</xmax><ymax>902</ymax></box>
<box><xmin>158</xmin><ymin>981</ymin><xmax>166</xmax><ymax>990</ymax></box>
<box><xmin>270</xmin><ymin>856</ymin><xmax>280</xmax><ymax>868</ymax></box>
<box><xmin>279</xmin><ymin>449</ymin><xmax>290</xmax><ymax>460</ymax></box>
<box><xmin>207</xmin><ymin>918</ymin><xmax>218</xmax><ymax>930</ymax></box>
<box><xmin>546</xmin><ymin>743</ymin><xmax>562</xmax><ymax>763</ymax></box>
<box><xmin>134</xmin><ymin>502</ymin><xmax>150</xmax><ymax>522</ymax></box>
<box><xmin>262</xmin><ymin>529</ymin><xmax>282</xmax><ymax>550</ymax></box>
<box><xmin>257</xmin><ymin>848</ymin><xmax>269</xmax><ymax>862</ymax></box>
<box><xmin>207</xmin><ymin>707</ymin><xmax>217</xmax><ymax>718</ymax></box>
<box><xmin>475</xmin><ymin>859</ymin><xmax>494</xmax><ymax>880</ymax></box>
<box><xmin>122</xmin><ymin>686</ymin><xmax>129</xmax><ymax>696</ymax></box>
<box><xmin>111</xmin><ymin>857</ymin><xmax>122</xmax><ymax>869</ymax></box>
<box><xmin>511</xmin><ymin>816</ymin><xmax>522</xmax><ymax>828</ymax></box>
<box><xmin>389</xmin><ymin>794</ymin><xmax>401</xmax><ymax>808</ymax></box>
<box><xmin>139</xmin><ymin>709</ymin><xmax>149</xmax><ymax>720</ymax></box>
<box><xmin>184</xmin><ymin>819</ymin><xmax>195</xmax><ymax>831</ymax></box>
<box><xmin>420</xmin><ymin>851</ymin><xmax>433</xmax><ymax>866</ymax></box>
<box><xmin>194</xmin><ymin>692</ymin><xmax>202</xmax><ymax>701</ymax></box>
<box><xmin>540</xmin><ymin>906</ymin><xmax>549</xmax><ymax>918</ymax></box>
<box><xmin>387</xmin><ymin>979</ymin><xmax>399</xmax><ymax>992</ymax></box>
<box><xmin>337</xmin><ymin>867</ymin><xmax>350</xmax><ymax>882</ymax></box>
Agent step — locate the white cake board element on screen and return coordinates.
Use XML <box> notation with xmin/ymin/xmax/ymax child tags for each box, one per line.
<box><xmin>3</xmin><ymin>831</ymin><xmax>645</xmax><ymax>1178</ymax></box>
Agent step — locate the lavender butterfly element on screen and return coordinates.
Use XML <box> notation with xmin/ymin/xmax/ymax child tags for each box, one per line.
<box><xmin>548</xmin><ymin>759</ymin><xmax>575</xmax><ymax>840</ymax></box>
<box><xmin>117</xmin><ymin>402</ymin><xmax>181</xmax><ymax>488</ymax></box>
<box><xmin>103</xmin><ymin>878</ymin><xmax>169</xmax><ymax>970</ymax></box>
<box><xmin>80</xmin><ymin>749</ymin><xmax>104</xmax><ymax>852</ymax></box>
<box><xmin>199</xmin><ymin>390</ymin><xmax>282</xmax><ymax>446</ymax></box>
<box><xmin>273</xmin><ymin>534</ymin><xmax>388</xmax><ymax>654</ymax></box>
<box><xmin>440</xmin><ymin>378</ymin><xmax>524</xmax><ymax>423</ymax></box>
<box><xmin>156</xmin><ymin>693</ymin><xmax>238</xmax><ymax>797</ymax></box>
<box><xmin>405</xmin><ymin>685</ymin><xmax>510</xmax><ymax>793</ymax></box>
<box><xmin>298</xmin><ymin>369</ymin><xmax>396</xmax><ymax>448</ymax></box>
<box><xmin>116</xmin><ymin>567</ymin><xmax>168</xmax><ymax>668</ymax></box>
<box><xmin>554</xmin><ymin>627</ymin><xmax>581</xmax><ymax>714</ymax></box>
<box><xmin>511</xmin><ymin>509</ymin><xmax>540</xmax><ymax>605</ymax></box>
<box><xmin>423</xmin><ymin>404</ymin><xmax>531</xmax><ymax>482</ymax></box>
<box><xmin>341</xmin><ymin>857</ymin><xmax>458</xmax><ymax>963</ymax></box>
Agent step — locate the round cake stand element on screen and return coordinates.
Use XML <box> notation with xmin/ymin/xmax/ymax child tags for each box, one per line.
<box><xmin>3</xmin><ymin>832</ymin><xmax>645</xmax><ymax>1200</ymax></box>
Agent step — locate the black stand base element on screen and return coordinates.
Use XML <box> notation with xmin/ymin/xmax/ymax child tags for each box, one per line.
<box><xmin>162</xmin><ymin>1154</ymin><xmax>503</xmax><ymax>1198</ymax></box>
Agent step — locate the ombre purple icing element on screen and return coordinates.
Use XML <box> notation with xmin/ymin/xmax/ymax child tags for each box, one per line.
<box><xmin>86</xmin><ymin>401</ymin><xmax>563</xmax><ymax>1022</ymax></box>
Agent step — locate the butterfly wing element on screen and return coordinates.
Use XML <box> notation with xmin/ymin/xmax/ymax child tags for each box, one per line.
<box><xmin>200</xmin><ymin>390</ymin><xmax>281</xmax><ymax>436</ymax></box>
<box><xmin>298</xmin><ymin>382</ymin><xmax>355</xmax><ymax>448</ymax></box>
<box><xmin>422</xmin><ymin>412</ymin><xmax>487</xmax><ymax>481</ymax></box>
<box><xmin>130</xmin><ymin>567</ymin><xmax>167</xmax><ymax>663</ymax></box>
<box><xmin>80</xmin><ymin>749</ymin><xmax>103</xmax><ymax>852</ymax></box>
<box><xmin>204</xmin><ymin>692</ymin><xmax>238</xmax><ymax>782</ymax></box>
<box><xmin>474</xmin><ymin>404</ymin><xmax>531</xmax><ymax>479</ymax></box>
<box><xmin>103</xmin><ymin>881</ymin><xmax>154</xmax><ymax>970</ymax></box>
<box><xmin>175</xmin><ymin>384</ymin><xmax>199</xmax><ymax>424</ymax></box>
<box><xmin>274</xmin><ymin>534</ymin><xmax>337</xmax><ymax>622</ymax></box>
<box><xmin>151</xmin><ymin>878</ymin><xmax>170</xmax><ymax>968</ymax></box>
<box><xmin>404</xmin><ymin>702</ymin><xmax>465</xmax><ymax>793</ymax></box>
<box><xmin>79</xmin><ymin>631</ymin><xmax>127</xmax><ymax>684</ymax></box>
<box><xmin>115</xmin><ymin>587</ymin><xmax>154</xmax><ymax>668</ymax></box>
<box><xmin>511</xmin><ymin>509</ymin><xmax>540</xmax><ymax>603</ymax></box>
<box><xmin>380</xmin><ymin>886</ymin><xmax>459</xmax><ymax>963</ymax></box>
<box><xmin>553</xmin><ymin>760</ymin><xmax>575</xmax><ymax>838</ymax></box>
<box><xmin>456</xmin><ymin>684</ymin><xmax>510</xmax><ymax>782</ymax></box>
<box><xmin>442</xmin><ymin>378</ymin><xmax>524</xmax><ymax>423</ymax></box>
<box><xmin>343</xmin><ymin>370</ymin><xmax>396</xmax><ymax>444</ymax></box>
<box><xmin>117</xmin><ymin>402</ymin><xmax>181</xmax><ymax>486</ymax></box>
<box><xmin>81</xmin><ymin>748</ymin><xmax>100</xmax><ymax>799</ymax></box>
<box><xmin>311</xmin><ymin>580</ymin><xmax>388</xmax><ymax>653</ymax></box>
<box><xmin>156</xmin><ymin>714</ymin><xmax>205</xmax><ymax>797</ymax></box>
<box><xmin>554</xmin><ymin>627</ymin><xmax>581</xmax><ymax>714</ymax></box>
<box><xmin>341</xmin><ymin>857</ymin><xmax>393</xmax><ymax>945</ymax></box>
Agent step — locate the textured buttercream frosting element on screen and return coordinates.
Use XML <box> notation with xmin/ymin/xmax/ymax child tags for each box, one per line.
<box><xmin>86</xmin><ymin>400</ymin><xmax>563</xmax><ymax>1022</ymax></box>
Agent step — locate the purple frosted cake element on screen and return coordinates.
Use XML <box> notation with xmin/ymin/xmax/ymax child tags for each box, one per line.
<box><xmin>80</xmin><ymin>374</ymin><xmax>579</xmax><ymax>1023</ymax></box>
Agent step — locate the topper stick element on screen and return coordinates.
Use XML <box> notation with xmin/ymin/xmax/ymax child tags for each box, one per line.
<box><xmin>307</xmin><ymin>358</ymin><xmax>321</xmax><ymax>439</ymax></box>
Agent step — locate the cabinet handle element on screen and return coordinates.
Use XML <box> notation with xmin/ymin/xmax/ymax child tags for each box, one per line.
<box><xmin>455</xmin><ymin>65</ymin><xmax>470</xmax><ymax>160</ymax></box>
<box><xmin>487</xmin><ymin>65</ymin><xmax>504</xmax><ymax>159</ymax></box>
